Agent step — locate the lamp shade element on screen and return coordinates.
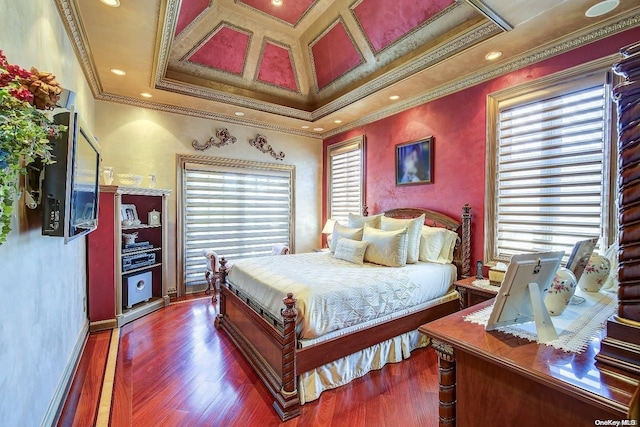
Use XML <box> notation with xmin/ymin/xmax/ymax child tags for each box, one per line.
<box><xmin>322</xmin><ymin>218</ymin><xmax>337</xmax><ymax>234</ymax></box>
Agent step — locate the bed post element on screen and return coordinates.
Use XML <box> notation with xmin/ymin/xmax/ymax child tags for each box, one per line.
<box><xmin>274</xmin><ymin>292</ymin><xmax>300</xmax><ymax>420</ymax></box>
<box><xmin>461</xmin><ymin>204</ymin><xmax>471</xmax><ymax>278</ymax></box>
<box><xmin>214</xmin><ymin>257</ymin><xmax>228</xmax><ymax>328</ymax></box>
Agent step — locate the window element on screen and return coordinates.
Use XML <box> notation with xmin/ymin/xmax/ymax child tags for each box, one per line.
<box><xmin>485</xmin><ymin>60</ymin><xmax>617</xmax><ymax>263</ymax></box>
<box><xmin>327</xmin><ymin>135</ymin><xmax>365</xmax><ymax>224</ymax></box>
<box><xmin>178</xmin><ymin>155</ymin><xmax>295</xmax><ymax>291</ymax></box>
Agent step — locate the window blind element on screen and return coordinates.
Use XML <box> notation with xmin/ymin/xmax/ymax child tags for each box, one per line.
<box><xmin>328</xmin><ymin>137</ymin><xmax>364</xmax><ymax>224</ymax></box>
<box><xmin>495</xmin><ymin>84</ymin><xmax>608</xmax><ymax>259</ymax></box>
<box><xmin>182</xmin><ymin>163</ymin><xmax>293</xmax><ymax>288</ymax></box>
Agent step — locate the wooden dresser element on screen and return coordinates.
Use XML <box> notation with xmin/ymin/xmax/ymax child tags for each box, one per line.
<box><xmin>419</xmin><ymin>300</ymin><xmax>639</xmax><ymax>427</ymax></box>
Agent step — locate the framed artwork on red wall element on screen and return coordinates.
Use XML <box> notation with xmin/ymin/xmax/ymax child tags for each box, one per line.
<box><xmin>396</xmin><ymin>136</ymin><xmax>433</xmax><ymax>185</ymax></box>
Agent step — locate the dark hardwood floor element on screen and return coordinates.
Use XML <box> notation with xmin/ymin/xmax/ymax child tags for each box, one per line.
<box><xmin>58</xmin><ymin>295</ymin><xmax>441</xmax><ymax>426</ymax></box>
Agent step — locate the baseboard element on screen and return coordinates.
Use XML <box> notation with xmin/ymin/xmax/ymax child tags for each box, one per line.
<box><xmin>90</xmin><ymin>318</ymin><xmax>118</xmax><ymax>332</ymax></box>
<box><xmin>41</xmin><ymin>319</ymin><xmax>89</xmax><ymax>427</ymax></box>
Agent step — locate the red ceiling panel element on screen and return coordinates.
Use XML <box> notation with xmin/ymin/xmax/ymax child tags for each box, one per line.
<box><xmin>238</xmin><ymin>0</ymin><xmax>316</xmax><ymax>26</ymax></box>
<box><xmin>353</xmin><ymin>0</ymin><xmax>454</xmax><ymax>53</ymax></box>
<box><xmin>175</xmin><ymin>0</ymin><xmax>210</xmax><ymax>37</ymax></box>
<box><xmin>257</xmin><ymin>42</ymin><xmax>298</xmax><ymax>92</ymax></box>
<box><xmin>311</xmin><ymin>21</ymin><xmax>363</xmax><ymax>91</ymax></box>
<box><xmin>189</xmin><ymin>25</ymin><xmax>251</xmax><ymax>75</ymax></box>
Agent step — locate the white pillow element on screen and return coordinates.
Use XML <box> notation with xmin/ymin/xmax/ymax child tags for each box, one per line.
<box><xmin>348</xmin><ymin>213</ymin><xmax>382</xmax><ymax>229</ymax></box>
<box><xmin>333</xmin><ymin>237</ymin><xmax>368</xmax><ymax>265</ymax></box>
<box><xmin>330</xmin><ymin>223</ymin><xmax>364</xmax><ymax>253</ymax></box>
<box><xmin>362</xmin><ymin>225</ymin><xmax>408</xmax><ymax>267</ymax></box>
<box><xmin>420</xmin><ymin>226</ymin><xmax>447</xmax><ymax>263</ymax></box>
<box><xmin>380</xmin><ymin>214</ymin><xmax>425</xmax><ymax>264</ymax></box>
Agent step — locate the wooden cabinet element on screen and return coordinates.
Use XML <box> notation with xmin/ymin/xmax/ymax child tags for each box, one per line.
<box><xmin>453</xmin><ymin>276</ymin><xmax>499</xmax><ymax>310</ymax></box>
<box><xmin>87</xmin><ymin>185</ymin><xmax>171</xmax><ymax>331</ymax></box>
<box><xmin>419</xmin><ymin>300</ymin><xmax>639</xmax><ymax>427</ymax></box>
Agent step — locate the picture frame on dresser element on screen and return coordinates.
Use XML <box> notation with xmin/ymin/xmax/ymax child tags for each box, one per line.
<box><xmin>396</xmin><ymin>136</ymin><xmax>433</xmax><ymax>185</ymax></box>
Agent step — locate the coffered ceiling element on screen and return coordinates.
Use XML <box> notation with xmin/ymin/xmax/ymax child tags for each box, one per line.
<box><xmin>56</xmin><ymin>0</ymin><xmax>640</xmax><ymax>138</ymax></box>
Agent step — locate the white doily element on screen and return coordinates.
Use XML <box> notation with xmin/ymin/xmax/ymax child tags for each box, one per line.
<box><xmin>463</xmin><ymin>289</ymin><xmax>616</xmax><ymax>353</ymax></box>
<box><xmin>471</xmin><ymin>279</ymin><xmax>501</xmax><ymax>292</ymax></box>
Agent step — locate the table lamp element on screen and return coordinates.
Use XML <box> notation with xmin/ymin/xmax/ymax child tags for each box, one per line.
<box><xmin>321</xmin><ymin>218</ymin><xmax>337</xmax><ymax>248</ymax></box>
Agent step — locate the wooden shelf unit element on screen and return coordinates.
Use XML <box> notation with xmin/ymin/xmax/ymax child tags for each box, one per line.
<box><xmin>87</xmin><ymin>185</ymin><xmax>171</xmax><ymax>331</ymax></box>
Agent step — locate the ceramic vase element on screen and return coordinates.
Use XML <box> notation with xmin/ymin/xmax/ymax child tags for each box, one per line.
<box><xmin>578</xmin><ymin>254</ymin><xmax>611</xmax><ymax>292</ymax></box>
<box><xmin>544</xmin><ymin>267</ymin><xmax>577</xmax><ymax>316</ymax></box>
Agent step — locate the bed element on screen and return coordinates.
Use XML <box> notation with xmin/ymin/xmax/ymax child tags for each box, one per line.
<box><xmin>214</xmin><ymin>205</ymin><xmax>472</xmax><ymax>420</ymax></box>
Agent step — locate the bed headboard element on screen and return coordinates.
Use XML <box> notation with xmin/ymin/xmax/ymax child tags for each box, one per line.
<box><xmin>369</xmin><ymin>205</ymin><xmax>472</xmax><ymax>278</ymax></box>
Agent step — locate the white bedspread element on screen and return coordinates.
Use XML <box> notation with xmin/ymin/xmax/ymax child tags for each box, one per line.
<box><xmin>226</xmin><ymin>252</ymin><xmax>456</xmax><ymax>339</ymax></box>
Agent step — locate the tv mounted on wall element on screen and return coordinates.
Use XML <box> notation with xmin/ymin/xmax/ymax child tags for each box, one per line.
<box><xmin>42</xmin><ymin>107</ymin><xmax>101</xmax><ymax>243</ymax></box>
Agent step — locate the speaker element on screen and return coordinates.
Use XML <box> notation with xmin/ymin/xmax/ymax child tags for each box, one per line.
<box><xmin>123</xmin><ymin>270</ymin><xmax>152</xmax><ymax>308</ymax></box>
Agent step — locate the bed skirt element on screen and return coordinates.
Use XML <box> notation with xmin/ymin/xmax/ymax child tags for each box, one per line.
<box><xmin>298</xmin><ymin>329</ymin><xmax>430</xmax><ymax>404</ymax></box>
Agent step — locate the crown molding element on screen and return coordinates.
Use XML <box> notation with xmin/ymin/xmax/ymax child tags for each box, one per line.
<box><xmin>323</xmin><ymin>10</ymin><xmax>640</xmax><ymax>138</ymax></box>
<box><xmin>55</xmin><ymin>0</ymin><xmax>639</xmax><ymax>139</ymax></box>
<box><xmin>96</xmin><ymin>92</ymin><xmax>320</xmax><ymax>139</ymax></box>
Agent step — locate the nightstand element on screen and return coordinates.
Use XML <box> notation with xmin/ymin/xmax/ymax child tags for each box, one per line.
<box><xmin>453</xmin><ymin>276</ymin><xmax>500</xmax><ymax>310</ymax></box>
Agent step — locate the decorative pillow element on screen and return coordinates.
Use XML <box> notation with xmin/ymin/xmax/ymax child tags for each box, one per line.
<box><xmin>419</xmin><ymin>226</ymin><xmax>448</xmax><ymax>263</ymax></box>
<box><xmin>362</xmin><ymin>225</ymin><xmax>408</xmax><ymax>267</ymax></box>
<box><xmin>419</xmin><ymin>226</ymin><xmax>458</xmax><ymax>264</ymax></box>
<box><xmin>333</xmin><ymin>237</ymin><xmax>369</xmax><ymax>265</ymax></box>
<box><xmin>348</xmin><ymin>213</ymin><xmax>382</xmax><ymax>229</ymax></box>
<box><xmin>330</xmin><ymin>222</ymin><xmax>364</xmax><ymax>253</ymax></box>
<box><xmin>380</xmin><ymin>214</ymin><xmax>425</xmax><ymax>264</ymax></box>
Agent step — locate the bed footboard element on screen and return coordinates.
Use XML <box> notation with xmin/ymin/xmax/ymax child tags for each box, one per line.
<box><xmin>215</xmin><ymin>259</ymin><xmax>300</xmax><ymax>420</ymax></box>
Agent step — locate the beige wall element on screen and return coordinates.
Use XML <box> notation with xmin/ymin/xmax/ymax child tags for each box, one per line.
<box><xmin>0</xmin><ymin>1</ymin><xmax>95</xmax><ymax>426</ymax></box>
<box><xmin>94</xmin><ymin>101</ymin><xmax>323</xmax><ymax>292</ymax></box>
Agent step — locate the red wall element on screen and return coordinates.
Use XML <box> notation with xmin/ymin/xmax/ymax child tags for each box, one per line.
<box><xmin>323</xmin><ymin>27</ymin><xmax>640</xmax><ymax>272</ymax></box>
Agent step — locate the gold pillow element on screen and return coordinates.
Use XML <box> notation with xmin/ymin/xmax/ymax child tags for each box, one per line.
<box><xmin>362</xmin><ymin>225</ymin><xmax>408</xmax><ymax>267</ymax></box>
<box><xmin>380</xmin><ymin>214</ymin><xmax>425</xmax><ymax>264</ymax></box>
<box><xmin>348</xmin><ymin>213</ymin><xmax>382</xmax><ymax>229</ymax></box>
<box><xmin>330</xmin><ymin>222</ymin><xmax>364</xmax><ymax>253</ymax></box>
<box><xmin>419</xmin><ymin>226</ymin><xmax>458</xmax><ymax>264</ymax></box>
<box><xmin>333</xmin><ymin>237</ymin><xmax>369</xmax><ymax>265</ymax></box>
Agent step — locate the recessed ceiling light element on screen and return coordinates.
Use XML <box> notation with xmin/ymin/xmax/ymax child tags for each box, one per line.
<box><xmin>235</xmin><ymin>112</ymin><xmax>245</xmax><ymax>116</ymax></box>
<box><xmin>140</xmin><ymin>92</ymin><xmax>152</xmax><ymax>98</ymax></box>
<box><xmin>301</xmin><ymin>125</ymin><xmax>310</xmax><ymax>129</ymax></box>
<box><xmin>99</xmin><ymin>0</ymin><xmax>120</xmax><ymax>7</ymax></box>
<box><xmin>485</xmin><ymin>51</ymin><xmax>503</xmax><ymax>61</ymax></box>
<box><xmin>585</xmin><ymin>0</ymin><xmax>620</xmax><ymax>17</ymax></box>
<box><xmin>334</xmin><ymin>120</ymin><xmax>342</xmax><ymax>124</ymax></box>
<box><xmin>313</xmin><ymin>127</ymin><xmax>324</xmax><ymax>132</ymax></box>
<box><xmin>271</xmin><ymin>0</ymin><xmax>283</xmax><ymax>6</ymax></box>
<box><xmin>389</xmin><ymin>95</ymin><xmax>400</xmax><ymax>100</ymax></box>
<box><xmin>110</xmin><ymin>68</ymin><xmax>126</xmax><ymax>76</ymax></box>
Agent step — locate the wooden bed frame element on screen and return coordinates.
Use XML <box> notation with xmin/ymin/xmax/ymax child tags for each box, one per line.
<box><xmin>214</xmin><ymin>204</ymin><xmax>471</xmax><ymax>420</ymax></box>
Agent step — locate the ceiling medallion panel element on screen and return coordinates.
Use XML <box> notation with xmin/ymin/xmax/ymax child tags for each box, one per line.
<box><xmin>310</xmin><ymin>18</ymin><xmax>364</xmax><ymax>91</ymax></box>
<box><xmin>352</xmin><ymin>0</ymin><xmax>455</xmax><ymax>53</ymax></box>
<box><xmin>187</xmin><ymin>23</ymin><xmax>251</xmax><ymax>75</ymax></box>
<box><xmin>236</xmin><ymin>0</ymin><xmax>317</xmax><ymax>26</ymax></box>
<box><xmin>256</xmin><ymin>40</ymin><xmax>299</xmax><ymax>92</ymax></box>
<box><xmin>175</xmin><ymin>0</ymin><xmax>211</xmax><ymax>37</ymax></box>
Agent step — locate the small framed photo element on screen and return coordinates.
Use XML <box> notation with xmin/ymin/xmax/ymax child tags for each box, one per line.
<box><xmin>396</xmin><ymin>136</ymin><xmax>433</xmax><ymax>186</ymax></box>
<box><xmin>120</xmin><ymin>204</ymin><xmax>139</xmax><ymax>222</ymax></box>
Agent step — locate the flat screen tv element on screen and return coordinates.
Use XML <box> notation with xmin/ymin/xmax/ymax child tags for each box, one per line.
<box><xmin>42</xmin><ymin>108</ymin><xmax>101</xmax><ymax>243</ymax></box>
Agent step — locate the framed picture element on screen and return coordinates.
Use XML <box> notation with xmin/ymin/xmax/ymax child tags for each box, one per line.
<box><xmin>396</xmin><ymin>136</ymin><xmax>433</xmax><ymax>185</ymax></box>
<box><xmin>120</xmin><ymin>204</ymin><xmax>139</xmax><ymax>222</ymax></box>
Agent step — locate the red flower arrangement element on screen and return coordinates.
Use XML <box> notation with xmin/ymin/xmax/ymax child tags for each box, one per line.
<box><xmin>0</xmin><ymin>51</ymin><xmax>34</xmax><ymax>103</ymax></box>
<box><xmin>0</xmin><ymin>49</ymin><xmax>66</xmax><ymax>244</ymax></box>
